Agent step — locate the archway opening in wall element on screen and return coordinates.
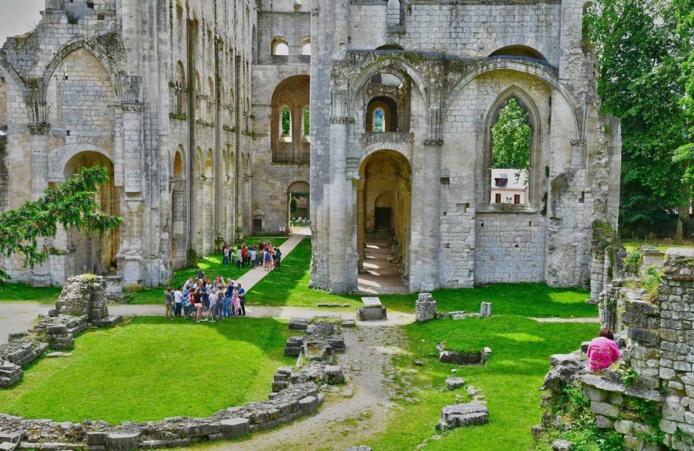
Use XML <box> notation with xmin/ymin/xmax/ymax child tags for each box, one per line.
<box><xmin>490</xmin><ymin>98</ymin><xmax>531</xmax><ymax>206</ymax></box>
<box><xmin>489</xmin><ymin>45</ymin><xmax>548</xmax><ymax>62</ymax></box>
<box><xmin>288</xmin><ymin>181</ymin><xmax>310</xmax><ymax>233</ymax></box>
<box><xmin>171</xmin><ymin>149</ymin><xmax>186</xmax><ymax>269</ymax></box>
<box><xmin>64</xmin><ymin>151</ymin><xmax>120</xmax><ymax>276</ymax></box>
<box><xmin>271</xmin><ymin>75</ymin><xmax>310</xmax><ymax>162</ymax></box>
<box><xmin>357</xmin><ymin>150</ymin><xmax>411</xmax><ymax>294</ymax></box>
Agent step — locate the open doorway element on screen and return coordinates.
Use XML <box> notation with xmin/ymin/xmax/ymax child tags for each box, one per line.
<box><xmin>357</xmin><ymin>150</ymin><xmax>411</xmax><ymax>294</ymax></box>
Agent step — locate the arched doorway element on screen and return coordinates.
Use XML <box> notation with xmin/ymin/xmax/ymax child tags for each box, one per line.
<box><xmin>288</xmin><ymin>181</ymin><xmax>310</xmax><ymax>233</ymax></box>
<box><xmin>357</xmin><ymin>150</ymin><xmax>411</xmax><ymax>294</ymax></box>
<box><xmin>64</xmin><ymin>151</ymin><xmax>120</xmax><ymax>275</ymax></box>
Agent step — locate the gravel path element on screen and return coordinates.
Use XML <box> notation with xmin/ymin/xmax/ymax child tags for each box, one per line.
<box><xmin>201</xmin><ymin>325</ymin><xmax>405</xmax><ymax>451</ymax></box>
<box><xmin>0</xmin><ymin>302</ymin><xmax>46</xmax><ymax>344</ymax></box>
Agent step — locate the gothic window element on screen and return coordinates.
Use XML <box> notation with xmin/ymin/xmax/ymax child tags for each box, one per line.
<box><xmin>281</xmin><ymin>107</ymin><xmax>292</xmax><ymax>139</ymax></box>
<box><xmin>272</xmin><ymin>37</ymin><xmax>289</xmax><ymax>56</ymax></box>
<box><xmin>486</xmin><ymin>92</ymin><xmax>538</xmax><ymax>207</ymax></box>
<box><xmin>373</xmin><ymin>108</ymin><xmax>385</xmax><ymax>132</ymax></box>
<box><xmin>175</xmin><ymin>61</ymin><xmax>185</xmax><ymax>115</ymax></box>
<box><xmin>301</xmin><ymin>38</ymin><xmax>311</xmax><ymax>56</ymax></box>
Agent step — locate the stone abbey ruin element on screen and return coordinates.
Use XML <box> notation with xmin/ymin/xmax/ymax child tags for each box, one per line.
<box><xmin>0</xmin><ymin>0</ymin><xmax>620</xmax><ymax>294</ymax></box>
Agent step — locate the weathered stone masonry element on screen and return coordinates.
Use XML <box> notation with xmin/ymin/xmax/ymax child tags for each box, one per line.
<box><xmin>309</xmin><ymin>0</ymin><xmax>622</xmax><ymax>294</ymax></box>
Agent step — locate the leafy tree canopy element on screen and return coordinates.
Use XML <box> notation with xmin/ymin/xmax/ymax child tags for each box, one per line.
<box><xmin>585</xmin><ymin>0</ymin><xmax>693</xmax><ymax>235</ymax></box>
<box><xmin>491</xmin><ymin>98</ymin><xmax>531</xmax><ymax>169</ymax></box>
<box><xmin>0</xmin><ymin>166</ymin><xmax>123</xmax><ymax>281</ymax></box>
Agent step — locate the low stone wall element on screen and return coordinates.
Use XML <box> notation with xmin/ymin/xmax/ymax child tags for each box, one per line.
<box><xmin>0</xmin><ymin>315</ymin><xmax>346</xmax><ymax>449</ymax></box>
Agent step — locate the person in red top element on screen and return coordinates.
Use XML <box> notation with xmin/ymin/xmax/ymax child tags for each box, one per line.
<box><xmin>587</xmin><ymin>327</ymin><xmax>621</xmax><ymax>372</ymax></box>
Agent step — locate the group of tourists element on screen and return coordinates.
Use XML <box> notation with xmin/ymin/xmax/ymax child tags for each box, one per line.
<box><xmin>164</xmin><ymin>271</ymin><xmax>247</xmax><ymax>323</ymax></box>
<box><xmin>221</xmin><ymin>241</ymin><xmax>282</xmax><ymax>271</ymax></box>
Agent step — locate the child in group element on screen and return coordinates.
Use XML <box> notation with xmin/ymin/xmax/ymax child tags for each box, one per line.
<box><xmin>264</xmin><ymin>249</ymin><xmax>271</xmax><ymax>271</ymax></box>
<box><xmin>231</xmin><ymin>290</ymin><xmax>242</xmax><ymax>316</ymax></box>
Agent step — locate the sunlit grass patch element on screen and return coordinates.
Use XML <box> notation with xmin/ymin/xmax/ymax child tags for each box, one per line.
<box><xmin>0</xmin><ymin>316</ymin><xmax>294</xmax><ymax>424</ymax></box>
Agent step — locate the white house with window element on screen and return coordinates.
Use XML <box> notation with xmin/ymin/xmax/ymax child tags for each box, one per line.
<box><xmin>490</xmin><ymin>169</ymin><xmax>528</xmax><ymax>205</ymax></box>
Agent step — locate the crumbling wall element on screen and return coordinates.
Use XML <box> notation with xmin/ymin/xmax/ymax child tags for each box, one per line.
<box><xmin>538</xmin><ymin>249</ymin><xmax>694</xmax><ymax>450</ymax></box>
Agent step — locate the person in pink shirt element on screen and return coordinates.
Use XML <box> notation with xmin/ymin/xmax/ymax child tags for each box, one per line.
<box><xmin>587</xmin><ymin>327</ymin><xmax>621</xmax><ymax>372</ymax></box>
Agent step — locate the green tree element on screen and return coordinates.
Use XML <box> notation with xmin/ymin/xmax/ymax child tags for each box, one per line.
<box><xmin>281</xmin><ymin>108</ymin><xmax>291</xmax><ymax>135</ymax></box>
<box><xmin>491</xmin><ymin>98</ymin><xmax>531</xmax><ymax>169</ymax></box>
<box><xmin>0</xmin><ymin>166</ymin><xmax>123</xmax><ymax>280</ymax></box>
<box><xmin>585</xmin><ymin>0</ymin><xmax>692</xmax><ymax>237</ymax></box>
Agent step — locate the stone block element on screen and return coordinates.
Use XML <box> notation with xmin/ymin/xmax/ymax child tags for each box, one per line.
<box><xmin>595</xmin><ymin>415</ymin><xmax>613</xmax><ymax>429</ymax></box>
<box><xmin>46</xmin><ymin>324</ymin><xmax>69</xmax><ymax>335</ymax></box>
<box><xmin>480</xmin><ymin>302</ymin><xmax>492</xmax><ymax>318</ymax></box>
<box><xmin>614</xmin><ymin>419</ymin><xmax>633</xmax><ymax>435</ymax></box>
<box><xmin>298</xmin><ymin>396</ymin><xmax>318</xmax><ymax>414</ymax></box>
<box><xmin>416</xmin><ymin>294</ymin><xmax>437</xmax><ymax>323</ymax></box>
<box><xmin>220</xmin><ymin>418</ymin><xmax>250</xmax><ymax>439</ymax></box>
<box><xmin>356</xmin><ymin>307</ymin><xmax>387</xmax><ymax>321</ymax></box>
<box><xmin>272</xmin><ymin>381</ymin><xmax>290</xmax><ymax>392</ymax></box>
<box><xmin>105</xmin><ymin>433</ymin><xmax>140</xmax><ymax>451</ymax></box>
<box><xmin>325</xmin><ymin>365</ymin><xmax>344</xmax><ymax>384</ymax></box>
<box><xmin>288</xmin><ymin>317</ymin><xmax>309</xmax><ymax>331</ymax></box>
<box><xmin>584</xmin><ymin>385</ymin><xmax>607</xmax><ymax>402</ymax></box>
<box><xmin>590</xmin><ymin>401</ymin><xmax>620</xmax><ymax>419</ymax></box>
<box><xmin>438</xmin><ymin>403</ymin><xmax>489</xmax><ymax>430</ymax></box>
<box><xmin>551</xmin><ymin>440</ymin><xmax>572</xmax><ymax>451</ymax></box>
<box><xmin>446</xmin><ymin>377</ymin><xmax>465</xmax><ymax>390</ymax></box>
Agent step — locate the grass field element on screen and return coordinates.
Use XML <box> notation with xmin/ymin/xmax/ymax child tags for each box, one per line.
<box><xmin>0</xmin><ymin>283</ymin><xmax>62</xmax><ymax>304</ymax></box>
<box><xmin>366</xmin><ymin>315</ymin><xmax>597</xmax><ymax>450</ymax></box>
<box><xmin>0</xmin><ymin>317</ymin><xmax>294</xmax><ymax>423</ymax></box>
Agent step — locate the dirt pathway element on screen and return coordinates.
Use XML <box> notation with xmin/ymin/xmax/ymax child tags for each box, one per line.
<box><xmin>203</xmin><ymin>326</ymin><xmax>407</xmax><ymax>451</ymax></box>
<box><xmin>0</xmin><ymin>302</ymin><xmax>46</xmax><ymax>345</ymax></box>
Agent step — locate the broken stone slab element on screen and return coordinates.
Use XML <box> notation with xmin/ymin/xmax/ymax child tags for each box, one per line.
<box><xmin>542</xmin><ymin>353</ymin><xmax>588</xmax><ymax>391</ymax></box>
<box><xmin>341</xmin><ymin>320</ymin><xmax>356</xmax><ymax>328</ymax></box>
<box><xmin>439</xmin><ymin>350</ymin><xmax>483</xmax><ymax>365</ymax></box>
<box><xmin>438</xmin><ymin>402</ymin><xmax>489</xmax><ymax>430</ymax></box>
<box><xmin>356</xmin><ymin>307</ymin><xmax>387</xmax><ymax>321</ymax></box>
<box><xmin>345</xmin><ymin>447</ymin><xmax>372</xmax><ymax>451</ymax></box>
<box><xmin>361</xmin><ymin>297</ymin><xmax>382</xmax><ymax>308</ymax></box>
<box><xmin>445</xmin><ymin>377</ymin><xmax>465</xmax><ymax>390</ymax></box>
<box><xmin>105</xmin><ymin>432</ymin><xmax>140</xmax><ymax>451</ymax></box>
<box><xmin>220</xmin><ymin>417</ymin><xmax>250</xmax><ymax>439</ymax></box>
<box><xmin>46</xmin><ymin>324</ymin><xmax>69</xmax><ymax>335</ymax></box>
<box><xmin>298</xmin><ymin>396</ymin><xmax>319</xmax><ymax>414</ymax></box>
<box><xmin>288</xmin><ymin>318</ymin><xmax>310</xmax><ymax>331</ymax></box>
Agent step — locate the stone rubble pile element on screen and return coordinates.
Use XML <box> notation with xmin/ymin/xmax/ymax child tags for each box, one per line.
<box><xmin>0</xmin><ymin>275</ymin><xmax>121</xmax><ymax>389</ymax></box>
<box><xmin>438</xmin><ymin>402</ymin><xmax>489</xmax><ymax>430</ymax></box>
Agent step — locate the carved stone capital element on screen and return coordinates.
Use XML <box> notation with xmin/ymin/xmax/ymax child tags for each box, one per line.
<box><xmin>329</xmin><ymin>116</ymin><xmax>355</xmax><ymax>124</ymax></box>
<box><xmin>121</xmin><ymin>103</ymin><xmax>144</xmax><ymax>113</ymax></box>
<box><xmin>28</xmin><ymin>124</ymin><xmax>51</xmax><ymax>135</ymax></box>
<box><xmin>423</xmin><ymin>139</ymin><xmax>444</xmax><ymax>147</ymax></box>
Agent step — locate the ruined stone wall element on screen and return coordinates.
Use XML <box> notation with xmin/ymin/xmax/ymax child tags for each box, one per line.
<box><xmin>0</xmin><ymin>0</ymin><xmax>258</xmax><ymax>287</ymax></box>
<box><xmin>309</xmin><ymin>0</ymin><xmax>620</xmax><ymax>293</ymax></box>
<box><xmin>250</xmin><ymin>3</ymin><xmax>311</xmax><ymax>234</ymax></box>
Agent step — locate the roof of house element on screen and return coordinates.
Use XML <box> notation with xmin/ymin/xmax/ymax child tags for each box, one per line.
<box><xmin>491</xmin><ymin>169</ymin><xmax>528</xmax><ymax>190</ymax></box>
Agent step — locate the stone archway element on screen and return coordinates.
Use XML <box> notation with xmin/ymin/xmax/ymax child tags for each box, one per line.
<box><xmin>64</xmin><ymin>151</ymin><xmax>120</xmax><ymax>276</ymax></box>
<box><xmin>171</xmin><ymin>149</ymin><xmax>186</xmax><ymax>269</ymax></box>
<box><xmin>357</xmin><ymin>150</ymin><xmax>411</xmax><ymax>293</ymax></box>
<box><xmin>288</xmin><ymin>181</ymin><xmax>310</xmax><ymax>233</ymax></box>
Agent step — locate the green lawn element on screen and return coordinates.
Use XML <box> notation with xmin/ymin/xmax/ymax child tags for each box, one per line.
<box><xmin>0</xmin><ymin>283</ymin><xmax>62</xmax><ymax>304</ymax></box>
<box><xmin>622</xmin><ymin>238</ymin><xmax>694</xmax><ymax>253</ymax></box>
<box><xmin>249</xmin><ymin>239</ymin><xmax>596</xmax><ymax>318</ymax></box>
<box><xmin>366</xmin><ymin>315</ymin><xmax>597</xmax><ymax>450</ymax></box>
<box><xmin>0</xmin><ymin>317</ymin><xmax>294</xmax><ymax>423</ymax></box>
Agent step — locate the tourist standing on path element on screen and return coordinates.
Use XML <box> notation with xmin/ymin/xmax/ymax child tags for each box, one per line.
<box><xmin>164</xmin><ymin>288</ymin><xmax>174</xmax><ymax>321</ymax></box>
<box><xmin>237</xmin><ymin>246</ymin><xmax>243</xmax><ymax>268</ymax></box>
<box><xmin>237</xmin><ymin>283</ymin><xmax>246</xmax><ymax>316</ymax></box>
<box><xmin>173</xmin><ymin>287</ymin><xmax>183</xmax><ymax>317</ymax></box>
<box><xmin>222</xmin><ymin>243</ymin><xmax>230</xmax><ymax>265</ymax></box>
<box><xmin>587</xmin><ymin>327</ymin><xmax>621</xmax><ymax>372</ymax></box>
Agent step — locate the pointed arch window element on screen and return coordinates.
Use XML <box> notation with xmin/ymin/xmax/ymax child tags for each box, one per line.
<box><xmin>485</xmin><ymin>91</ymin><xmax>539</xmax><ymax>208</ymax></box>
<box><xmin>280</xmin><ymin>107</ymin><xmax>292</xmax><ymax>141</ymax></box>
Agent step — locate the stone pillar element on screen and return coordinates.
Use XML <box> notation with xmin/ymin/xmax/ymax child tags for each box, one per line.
<box><xmin>416</xmin><ymin>293</ymin><xmax>437</xmax><ymax>323</ymax></box>
<box><xmin>480</xmin><ymin>302</ymin><xmax>492</xmax><ymax>318</ymax></box>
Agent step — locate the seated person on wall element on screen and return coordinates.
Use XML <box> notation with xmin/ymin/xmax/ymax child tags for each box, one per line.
<box><xmin>587</xmin><ymin>327</ymin><xmax>621</xmax><ymax>373</ymax></box>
